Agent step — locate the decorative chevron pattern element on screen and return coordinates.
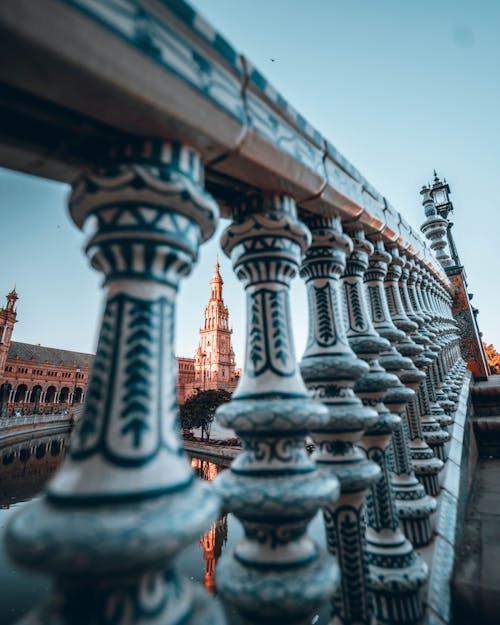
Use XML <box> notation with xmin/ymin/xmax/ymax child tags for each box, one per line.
<box><xmin>368</xmin><ymin>285</ymin><xmax>385</xmax><ymax>324</ymax></box>
<box><xmin>246</xmin><ymin>288</ymin><xmax>295</xmax><ymax>377</ymax></box>
<box><xmin>338</xmin><ymin>508</ymin><xmax>371</xmax><ymax>624</ymax></box>
<box><xmin>120</xmin><ymin>299</ymin><xmax>158</xmax><ymax>449</ymax></box>
<box><xmin>249</xmin><ymin>293</ymin><xmax>264</xmax><ymax>372</ymax></box>
<box><xmin>367</xmin><ymin>447</ymin><xmax>399</xmax><ymax>532</ymax></box>
<box><xmin>314</xmin><ymin>284</ymin><xmax>336</xmax><ymax>346</ymax></box>
<box><xmin>73</xmin><ymin>298</ymin><xmax>117</xmax><ymax>457</ymax></box>
<box><xmin>345</xmin><ymin>282</ymin><xmax>368</xmax><ymax>333</ymax></box>
<box><xmin>269</xmin><ymin>290</ymin><xmax>291</xmax><ymax>370</ymax></box>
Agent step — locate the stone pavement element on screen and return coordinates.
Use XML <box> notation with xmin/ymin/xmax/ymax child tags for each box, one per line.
<box><xmin>451</xmin><ymin>458</ymin><xmax>500</xmax><ymax>625</ymax></box>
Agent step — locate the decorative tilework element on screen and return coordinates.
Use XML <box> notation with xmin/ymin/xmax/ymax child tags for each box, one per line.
<box><xmin>442</xmin><ymin>459</ymin><xmax>461</xmax><ymax>499</ymax></box>
<box><xmin>425</xmin><ymin>607</ymin><xmax>448</xmax><ymax>625</ymax></box>
<box><xmin>447</xmin><ymin>437</ymin><xmax>462</xmax><ymax>466</ymax></box>
<box><xmin>427</xmin><ymin>537</ymin><xmax>455</xmax><ymax>624</ymax></box>
<box><xmin>435</xmin><ymin>489</ymin><xmax>458</xmax><ymax>545</ymax></box>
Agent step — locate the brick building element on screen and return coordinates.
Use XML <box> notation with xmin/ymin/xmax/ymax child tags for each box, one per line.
<box><xmin>0</xmin><ymin>263</ymin><xmax>238</xmax><ymax>415</ymax></box>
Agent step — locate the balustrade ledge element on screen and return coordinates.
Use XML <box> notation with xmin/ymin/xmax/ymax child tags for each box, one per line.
<box><xmin>421</xmin><ymin>371</ymin><xmax>475</xmax><ymax>625</ymax></box>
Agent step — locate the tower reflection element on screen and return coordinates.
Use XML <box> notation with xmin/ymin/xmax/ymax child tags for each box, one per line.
<box><xmin>191</xmin><ymin>457</ymin><xmax>228</xmax><ymax>593</ymax></box>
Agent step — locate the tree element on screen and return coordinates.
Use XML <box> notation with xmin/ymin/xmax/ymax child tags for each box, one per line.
<box><xmin>483</xmin><ymin>342</ymin><xmax>500</xmax><ymax>374</ymax></box>
<box><xmin>180</xmin><ymin>389</ymin><xmax>232</xmax><ymax>441</ymax></box>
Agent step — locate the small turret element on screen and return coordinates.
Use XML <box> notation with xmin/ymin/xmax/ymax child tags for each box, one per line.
<box><xmin>0</xmin><ymin>288</ymin><xmax>19</xmax><ymax>374</ymax></box>
<box><xmin>5</xmin><ymin>288</ymin><xmax>18</xmax><ymax>312</ymax></box>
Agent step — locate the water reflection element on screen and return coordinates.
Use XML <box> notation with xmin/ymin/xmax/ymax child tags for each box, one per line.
<box><xmin>191</xmin><ymin>457</ymin><xmax>229</xmax><ymax>594</ymax></box>
<box><xmin>0</xmin><ymin>432</ymin><xmax>236</xmax><ymax>623</ymax></box>
<box><xmin>0</xmin><ymin>434</ymin><xmax>327</xmax><ymax>624</ymax></box>
<box><xmin>0</xmin><ymin>430</ymin><xmax>70</xmax><ymax>507</ymax></box>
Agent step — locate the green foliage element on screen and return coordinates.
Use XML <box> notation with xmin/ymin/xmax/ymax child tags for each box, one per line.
<box><xmin>180</xmin><ymin>389</ymin><xmax>232</xmax><ymax>441</ymax></box>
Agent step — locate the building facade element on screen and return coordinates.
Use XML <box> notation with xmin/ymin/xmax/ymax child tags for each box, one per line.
<box><xmin>0</xmin><ymin>264</ymin><xmax>238</xmax><ymax>415</ymax></box>
<box><xmin>0</xmin><ymin>288</ymin><xmax>93</xmax><ymax>417</ymax></box>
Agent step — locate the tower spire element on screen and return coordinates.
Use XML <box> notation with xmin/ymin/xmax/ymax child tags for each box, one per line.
<box><xmin>0</xmin><ymin>287</ymin><xmax>18</xmax><ymax>374</ymax></box>
<box><xmin>210</xmin><ymin>255</ymin><xmax>223</xmax><ymax>301</ymax></box>
<box><xmin>195</xmin><ymin>260</ymin><xmax>236</xmax><ymax>391</ymax></box>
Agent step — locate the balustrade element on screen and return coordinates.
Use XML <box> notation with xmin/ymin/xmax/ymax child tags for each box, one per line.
<box><xmin>0</xmin><ymin>2</ymin><xmax>484</xmax><ymax>625</ymax></box>
<box><xmin>299</xmin><ymin>214</ymin><xmax>380</xmax><ymax>625</ymax></box>
<box><xmin>214</xmin><ymin>195</ymin><xmax>339</xmax><ymax>625</ymax></box>
<box><xmin>363</xmin><ymin>239</ymin><xmax>435</xmax><ymax>547</ymax></box>
<box><xmin>342</xmin><ymin>227</ymin><xmax>428</xmax><ymax>624</ymax></box>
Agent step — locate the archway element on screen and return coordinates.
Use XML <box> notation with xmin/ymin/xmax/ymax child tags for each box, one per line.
<box><xmin>14</xmin><ymin>384</ymin><xmax>28</xmax><ymax>403</ymax></box>
<box><xmin>35</xmin><ymin>444</ymin><xmax>46</xmax><ymax>459</ymax></box>
<box><xmin>45</xmin><ymin>386</ymin><xmax>56</xmax><ymax>404</ymax></box>
<box><xmin>59</xmin><ymin>387</ymin><xmax>70</xmax><ymax>404</ymax></box>
<box><xmin>0</xmin><ymin>382</ymin><xmax>11</xmax><ymax>417</ymax></box>
<box><xmin>74</xmin><ymin>387</ymin><xmax>83</xmax><ymax>403</ymax></box>
<box><xmin>50</xmin><ymin>440</ymin><xmax>61</xmax><ymax>456</ymax></box>
<box><xmin>31</xmin><ymin>385</ymin><xmax>42</xmax><ymax>412</ymax></box>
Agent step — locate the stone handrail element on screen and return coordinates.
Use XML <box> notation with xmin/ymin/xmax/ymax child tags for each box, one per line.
<box><xmin>0</xmin><ymin>413</ymin><xmax>72</xmax><ymax>430</ymax></box>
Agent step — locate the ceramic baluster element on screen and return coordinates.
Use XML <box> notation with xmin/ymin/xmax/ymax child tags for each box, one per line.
<box><xmin>214</xmin><ymin>194</ymin><xmax>340</xmax><ymax>625</ymax></box>
<box><xmin>6</xmin><ymin>140</ymin><xmax>225</xmax><ymax>625</ymax></box>
<box><xmin>299</xmin><ymin>214</ymin><xmax>380</xmax><ymax>625</ymax></box>
<box><xmin>363</xmin><ymin>239</ymin><xmax>436</xmax><ymax>547</ymax></box>
<box><xmin>342</xmin><ymin>228</ymin><xmax>428</xmax><ymax>625</ymax></box>
<box><xmin>401</xmin><ymin>262</ymin><xmax>453</xmax><ymax>457</ymax></box>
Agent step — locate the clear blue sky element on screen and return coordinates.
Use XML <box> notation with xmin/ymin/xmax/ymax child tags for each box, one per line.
<box><xmin>1</xmin><ymin>0</ymin><xmax>499</xmax><ymax>364</ymax></box>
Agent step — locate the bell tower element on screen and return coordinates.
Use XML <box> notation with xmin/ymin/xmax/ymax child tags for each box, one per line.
<box><xmin>194</xmin><ymin>258</ymin><xmax>236</xmax><ymax>390</ymax></box>
<box><xmin>0</xmin><ymin>288</ymin><xmax>18</xmax><ymax>375</ymax></box>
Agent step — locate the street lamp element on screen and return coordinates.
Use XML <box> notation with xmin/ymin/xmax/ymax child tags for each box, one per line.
<box><xmin>429</xmin><ymin>171</ymin><xmax>461</xmax><ymax>266</ymax></box>
<box><xmin>72</xmin><ymin>366</ymin><xmax>81</xmax><ymax>407</ymax></box>
<box><xmin>202</xmin><ymin>353</ymin><xmax>207</xmax><ymax>392</ymax></box>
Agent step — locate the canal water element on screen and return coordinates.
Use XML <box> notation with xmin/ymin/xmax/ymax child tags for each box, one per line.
<box><xmin>0</xmin><ymin>430</ymin><xmax>330</xmax><ymax>624</ymax></box>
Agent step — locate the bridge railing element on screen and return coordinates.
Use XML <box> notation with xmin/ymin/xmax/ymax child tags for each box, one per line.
<box><xmin>0</xmin><ymin>413</ymin><xmax>72</xmax><ymax>430</ymax></box>
<box><xmin>0</xmin><ymin>2</ymin><xmax>481</xmax><ymax>625</ymax></box>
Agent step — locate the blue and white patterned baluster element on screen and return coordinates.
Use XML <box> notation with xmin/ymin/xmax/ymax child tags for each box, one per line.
<box><xmin>399</xmin><ymin>258</ymin><xmax>452</xmax><ymax>436</ymax></box>
<box><xmin>386</xmin><ymin>249</ymin><xmax>449</xmax><ymax>462</ymax></box>
<box><xmin>215</xmin><ymin>195</ymin><xmax>340</xmax><ymax>625</ymax></box>
<box><xmin>400</xmin><ymin>260</ymin><xmax>453</xmax><ymax>458</ymax></box>
<box><xmin>6</xmin><ymin>140</ymin><xmax>224</xmax><ymax>625</ymax></box>
<box><xmin>363</xmin><ymin>239</ymin><xmax>436</xmax><ymax>547</ymax></box>
<box><xmin>299</xmin><ymin>214</ymin><xmax>380</xmax><ymax>625</ymax></box>
<box><xmin>342</xmin><ymin>228</ymin><xmax>428</xmax><ymax>625</ymax></box>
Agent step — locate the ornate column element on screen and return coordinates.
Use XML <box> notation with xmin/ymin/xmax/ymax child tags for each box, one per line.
<box><xmin>215</xmin><ymin>195</ymin><xmax>340</xmax><ymax>625</ymax></box>
<box><xmin>6</xmin><ymin>140</ymin><xmax>225</xmax><ymax>625</ymax></box>
<box><xmin>396</xmin><ymin>258</ymin><xmax>449</xmax><ymax>462</ymax></box>
<box><xmin>401</xmin><ymin>261</ymin><xmax>453</xmax><ymax>453</ymax></box>
<box><xmin>299</xmin><ymin>214</ymin><xmax>380</xmax><ymax>625</ymax></box>
<box><xmin>342</xmin><ymin>228</ymin><xmax>428</xmax><ymax>625</ymax></box>
<box><xmin>363</xmin><ymin>239</ymin><xmax>435</xmax><ymax>547</ymax></box>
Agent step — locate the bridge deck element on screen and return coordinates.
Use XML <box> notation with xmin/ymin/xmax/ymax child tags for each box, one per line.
<box><xmin>452</xmin><ymin>457</ymin><xmax>500</xmax><ymax>625</ymax></box>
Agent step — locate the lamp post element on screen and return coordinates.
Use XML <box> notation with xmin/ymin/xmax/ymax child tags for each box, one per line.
<box><xmin>202</xmin><ymin>352</ymin><xmax>207</xmax><ymax>392</ymax></box>
<box><xmin>429</xmin><ymin>171</ymin><xmax>461</xmax><ymax>267</ymax></box>
<box><xmin>72</xmin><ymin>366</ymin><xmax>80</xmax><ymax>407</ymax></box>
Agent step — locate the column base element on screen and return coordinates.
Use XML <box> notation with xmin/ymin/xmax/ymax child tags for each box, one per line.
<box><xmin>14</xmin><ymin>576</ymin><xmax>225</xmax><ymax>625</ymax></box>
<box><xmin>393</xmin><ymin>477</ymin><xmax>436</xmax><ymax>547</ymax></box>
<box><xmin>216</xmin><ymin>549</ymin><xmax>339</xmax><ymax>625</ymax></box>
<box><xmin>367</xmin><ymin>531</ymin><xmax>428</xmax><ymax>625</ymax></box>
<box><xmin>410</xmin><ymin>444</ymin><xmax>443</xmax><ymax>496</ymax></box>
